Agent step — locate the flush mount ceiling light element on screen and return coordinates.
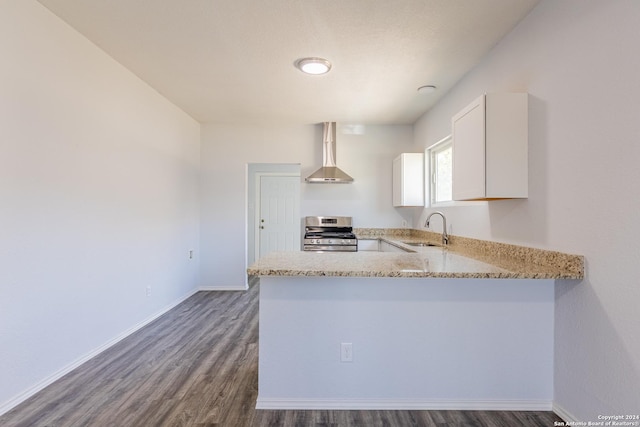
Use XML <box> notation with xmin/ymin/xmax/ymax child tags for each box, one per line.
<box><xmin>417</xmin><ymin>85</ymin><xmax>437</xmax><ymax>94</ymax></box>
<box><xmin>295</xmin><ymin>57</ymin><xmax>332</xmax><ymax>75</ymax></box>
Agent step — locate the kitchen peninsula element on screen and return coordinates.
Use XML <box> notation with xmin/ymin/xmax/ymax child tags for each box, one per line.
<box><xmin>248</xmin><ymin>231</ymin><xmax>583</xmax><ymax>411</ymax></box>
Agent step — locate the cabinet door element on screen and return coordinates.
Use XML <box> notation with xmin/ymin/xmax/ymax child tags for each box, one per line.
<box><xmin>392</xmin><ymin>156</ymin><xmax>402</xmax><ymax>206</ymax></box>
<box><xmin>393</xmin><ymin>153</ymin><xmax>424</xmax><ymax>207</ymax></box>
<box><xmin>452</xmin><ymin>95</ymin><xmax>486</xmax><ymax>200</ymax></box>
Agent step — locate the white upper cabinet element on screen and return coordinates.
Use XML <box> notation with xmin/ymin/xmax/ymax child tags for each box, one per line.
<box><xmin>393</xmin><ymin>153</ymin><xmax>424</xmax><ymax>207</ymax></box>
<box><xmin>452</xmin><ymin>93</ymin><xmax>528</xmax><ymax>201</ymax></box>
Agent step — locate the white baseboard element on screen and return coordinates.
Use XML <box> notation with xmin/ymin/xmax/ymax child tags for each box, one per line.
<box><xmin>553</xmin><ymin>402</ymin><xmax>577</xmax><ymax>423</ymax></box>
<box><xmin>198</xmin><ymin>285</ymin><xmax>248</xmax><ymax>291</ymax></box>
<box><xmin>0</xmin><ymin>288</ymin><xmax>200</xmax><ymax>417</ymax></box>
<box><xmin>255</xmin><ymin>397</ymin><xmax>553</xmax><ymax>411</ymax></box>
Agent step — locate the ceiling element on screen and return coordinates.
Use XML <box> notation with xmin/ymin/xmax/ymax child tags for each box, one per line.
<box><xmin>38</xmin><ymin>0</ymin><xmax>539</xmax><ymax>125</ymax></box>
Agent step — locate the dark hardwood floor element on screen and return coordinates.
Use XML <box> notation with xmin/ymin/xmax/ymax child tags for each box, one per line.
<box><xmin>1</xmin><ymin>279</ymin><xmax>563</xmax><ymax>426</ymax></box>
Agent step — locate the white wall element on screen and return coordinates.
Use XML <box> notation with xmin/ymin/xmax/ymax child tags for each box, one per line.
<box><xmin>0</xmin><ymin>1</ymin><xmax>201</xmax><ymax>412</ymax></box>
<box><xmin>413</xmin><ymin>0</ymin><xmax>640</xmax><ymax>420</ymax></box>
<box><xmin>200</xmin><ymin>123</ymin><xmax>414</xmax><ymax>288</ymax></box>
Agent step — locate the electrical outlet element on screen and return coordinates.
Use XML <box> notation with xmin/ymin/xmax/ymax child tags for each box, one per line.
<box><xmin>189</xmin><ymin>250</ymin><xmax>194</xmax><ymax>260</ymax></box>
<box><xmin>340</xmin><ymin>342</ymin><xmax>353</xmax><ymax>362</ymax></box>
<box><xmin>146</xmin><ymin>286</ymin><xmax>151</xmax><ymax>297</ymax></box>
<box><xmin>401</xmin><ymin>220</ymin><xmax>408</xmax><ymax>228</ymax></box>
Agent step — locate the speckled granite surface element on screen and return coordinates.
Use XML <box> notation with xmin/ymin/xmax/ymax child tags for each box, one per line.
<box><xmin>358</xmin><ymin>228</ymin><xmax>584</xmax><ymax>279</ymax></box>
<box><xmin>247</xmin><ymin>228</ymin><xmax>584</xmax><ymax>280</ymax></box>
<box><xmin>247</xmin><ymin>250</ymin><xmax>511</xmax><ymax>278</ymax></box>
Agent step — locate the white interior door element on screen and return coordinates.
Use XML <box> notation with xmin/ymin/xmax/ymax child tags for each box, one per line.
<box><xmin>258</xmin><ymin>175</ymin><xmax>300</xmax><ymax>259</ymax></box>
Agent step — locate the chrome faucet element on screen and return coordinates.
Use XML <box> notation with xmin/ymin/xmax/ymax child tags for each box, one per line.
<box><xmin>425</xmin><ymin>211</ymin><xmax>449</xmax><ymax>245</ymax></box>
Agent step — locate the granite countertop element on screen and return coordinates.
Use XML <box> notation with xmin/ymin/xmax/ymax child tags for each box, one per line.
<box><xmin>247</xmin><ymin>229</ymin><xmax>584</xmax><ymax>280</ymax></box>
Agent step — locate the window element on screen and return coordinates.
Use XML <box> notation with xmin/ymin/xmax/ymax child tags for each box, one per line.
<box><xmin>428</xmin><ymin>136</ymin><xmax>452</xmax><ymax>205</ymax></box>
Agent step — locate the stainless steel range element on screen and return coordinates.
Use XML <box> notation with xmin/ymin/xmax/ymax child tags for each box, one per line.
<box><xmin>303</xmin><ymin>216</ymin><xmax>357</xmax><ymax>252</ymax></box>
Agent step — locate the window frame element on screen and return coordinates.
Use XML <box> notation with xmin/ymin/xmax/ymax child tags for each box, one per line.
<box><xmin>426</xmin><ymin>135</ymin><xmax>453</xmax><ymax>207</ymax></box>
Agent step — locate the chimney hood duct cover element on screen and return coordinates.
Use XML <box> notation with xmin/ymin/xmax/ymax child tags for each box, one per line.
<box><xmin>305</xmin><ymin>122</ymin><xmax>354</xmax><ymax>183</ymax></box>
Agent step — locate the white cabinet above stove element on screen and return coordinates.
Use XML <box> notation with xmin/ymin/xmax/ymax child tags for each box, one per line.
<box><xmin>393</xmin><ymin>153</ymin><xmax>424</xmax><ymax>207</ymax></box>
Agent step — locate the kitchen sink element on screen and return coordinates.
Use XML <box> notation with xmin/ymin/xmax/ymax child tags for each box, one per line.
<box><xmin>403</xmin><ymin>241</ymin><xmax>439</xmax><ymax>247</ymax></box>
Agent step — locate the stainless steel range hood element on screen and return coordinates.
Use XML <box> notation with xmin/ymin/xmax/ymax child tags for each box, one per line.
<box><xmin>306</xmin><ymin>122</ymin><xmax>354</xmax><ymax>183</ymax></box>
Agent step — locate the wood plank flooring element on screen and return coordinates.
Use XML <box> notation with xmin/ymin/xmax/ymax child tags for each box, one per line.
<box><xmin>1</xmin><ymin>279</ymin><xmax>564</xmax><ymax>426</ymax></box>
